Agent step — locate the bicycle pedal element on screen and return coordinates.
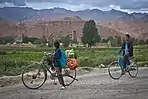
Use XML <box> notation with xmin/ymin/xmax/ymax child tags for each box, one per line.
<box><xmin>75</xmin><ymin>78</ymin><xmax>78</xmax><ymax>81</ymax></box>
<box><xmin>53</xmin><ymin>82</ymin><xmax>57</xmax><ymax>85</ymax></box>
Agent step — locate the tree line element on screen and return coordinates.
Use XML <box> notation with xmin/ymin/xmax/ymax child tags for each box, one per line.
<box><xmin>0</xmin><ymin>20</ymin><xmax>148</xmax><ymax>47</ymax></box>
<box><xmin>81</xmin><ymin>20</ymin><xmax>148</xmax><ymax>47</ymax></box>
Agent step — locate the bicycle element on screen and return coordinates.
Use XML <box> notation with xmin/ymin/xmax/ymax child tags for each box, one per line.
<box><xmin>21</xmin><ymin>52</ymin><xmax>78</xmax><ymax>89</ymax></box>
<box><xmin>108</xmin><ymin>51</ymin><xmax>138</xmax><ymax>80</ymax></box>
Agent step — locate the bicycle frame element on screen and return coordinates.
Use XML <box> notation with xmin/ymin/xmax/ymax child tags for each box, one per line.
<box><xmin>36</xmin><ymin>53</ymin><xmax>55</xmax><ymax>77</ymax></box>
<box><xmin>117</xmin><ymin>51</ymin><xmax>125</xmax><ymax>69</ymax></box>
<box><xmin>39</xmin><ymin>52</ymin><xmax>78</xmax><ymax>81</ymax></box>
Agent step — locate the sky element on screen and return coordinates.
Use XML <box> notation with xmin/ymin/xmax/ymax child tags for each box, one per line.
<box><xmin>0</xmin><ymin>0</ymin><xmax>148</xmax><ymax>13</ymax></box>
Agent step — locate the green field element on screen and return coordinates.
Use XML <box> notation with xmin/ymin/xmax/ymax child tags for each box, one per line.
<box><xmin>0</xmin><ymin>46</ymin><xmax>148</xmax><ymax>76</ymax></box>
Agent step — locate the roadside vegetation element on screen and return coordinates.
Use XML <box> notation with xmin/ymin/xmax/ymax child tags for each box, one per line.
<box><xmin>0</xmin><ymin>46</ymin><xmax>148</xmax><ymax>76</ymax></box>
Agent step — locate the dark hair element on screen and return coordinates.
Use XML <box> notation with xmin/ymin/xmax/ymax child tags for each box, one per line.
<box><xmin>54</xmin><ymin>41</ymin><xmax>60</xmax><ymax>48</ymax></box>
<box><xmin>125</xmin><ymin>34</ymin><xmax>130</xmax><ymax>38</ymax></box>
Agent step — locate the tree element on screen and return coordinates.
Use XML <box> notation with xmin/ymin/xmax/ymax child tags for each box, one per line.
<box><xmin>61</xmin><ymin>35</ymin><xmax>71</xmax><ymax>47</ymax></box>
<box><xmin>101</xmin><ymin>38</ymin><xmax>108</xmax><ymax>43</ymax></box>
<box><xmin>41</xmin><ymin>34</ymin><xmax>47</xmax><ymax>45</ymax></box>
<box><xmin>145</xmin><ymin>39</ymin><xmax>148</xmax><ymax>44</ymax></box>
<box><xmin>107</xmin><ymin>36</ymin><xmax>114</xmax><ymax>41</ymax></box>
<box><xmin>115</xmin><ymin>36</ymin><xmax>122</xmax><ymax>46</ymax></box>
<box><xmin>139</xmin><ymin>39</ymin><xmax>145</xmax><ymax>45</ymax></box>
<box><xmin>22</xmin><ymin>36</ymin><xmax>41</xmax><ymax>44</ymax></box>
<box><xmin>107</xmin><ymin>36</ymin><xmax>116</xmax><ymax>47</ymax></box>
<box><xmin>0</xmin><ymin>36</ymin><xmax>15</xmax><ymax>44</ymax></box>
<box><xmin>82</xmin><ymin>20</ymin><xmax>101</xmax><ymax>47</ymax></box>
<box><xmin>132</xmin><ymin>38</ymin><xmax>139</xmax><ymax>46</ymax></box>
<box><xmin>34</xmin><ymin>39</ymin><xmax>42</xmax><ymax>44</ymax></box>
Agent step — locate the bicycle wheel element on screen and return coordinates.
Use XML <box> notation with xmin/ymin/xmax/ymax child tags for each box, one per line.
<box><xmin>128</xmin><ymin>60</ymin><xmax>138</xmax><ymax>78</ymax></box>
<box><xmin>62</xmin><ymin>68</ymin><xmax>77</xmax><ymax>86</ymax></box>
<box><xmin>22</xmin><ymin>63</ymin><xmax>47</xmax><ymax>89</ymax></box>
<box><xmin>108</xmin><ymin>61</ymin><xmax>123</xmax><ymax>80</ymax></box>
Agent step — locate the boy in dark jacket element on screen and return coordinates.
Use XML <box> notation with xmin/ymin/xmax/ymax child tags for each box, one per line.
<box><xmin>53</xmin><ymin>41</ymin><xmax>66</xmax><ymax>90</ymax></box>
<box><xmin>120</xmin><ymin>34</ymin><xmax>133</xmax><ymax>70</ymax></box>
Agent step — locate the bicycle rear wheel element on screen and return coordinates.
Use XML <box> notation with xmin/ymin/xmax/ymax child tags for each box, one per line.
<box><xmin>108</xmin><ymin>61</ymin><xmax>123</xmax><ymax>80</ymax></box>
<box><xmin>128</xmin><ymin>60</ymin><xmax>138</xmax><ymax>78</ymax></box>
<box><xmin>62</xmin><ymin>68</ymin><xmax>77</xmax><ymax>86</ymax></box>
<box><xmin>22</xmin><ymin>63</ymin><xmax>47</xmax><ymax>89</ymax></box>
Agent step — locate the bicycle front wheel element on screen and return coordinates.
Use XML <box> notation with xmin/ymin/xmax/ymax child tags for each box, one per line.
<box><xmin>22</xmin><ymin>63</ymin><xmax>47</xmax><ymax>89</ymax></box>
<box><xmin>108</xmin><ymin>61</ymin><xmax>122</xmax><ymax>80</ymax></box>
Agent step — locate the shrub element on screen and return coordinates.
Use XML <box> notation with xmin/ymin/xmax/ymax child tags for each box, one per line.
<box><xmin>0</xmin><ymin>50</ymin><xmax>7</xmax><ymax>55</ymax></box>
<box><xmin>0</xmin><ymin>59</ymin><xmax>30</xmax><ymax>76</ymax></box>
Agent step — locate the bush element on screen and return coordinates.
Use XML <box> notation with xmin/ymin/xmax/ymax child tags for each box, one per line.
<box><xmin>0</xmin><ymin>50</ymin><xmax>7</xmax><ymax>55</ymax></box>
<box><xmin>0</xmin><ymin>59</ymin><xmax>30</xmax><ymax>76</ymax></box>
<box><xmin>0</xmin><ymin>47</ymin><xmax>148</xmax><ymax>76</ymax></box>
<box><xmin>11</xmin><ymin>50</ymin><xmax>21</xmax><ymax>55</ymax></box>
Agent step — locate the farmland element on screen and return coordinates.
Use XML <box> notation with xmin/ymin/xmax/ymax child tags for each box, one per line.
<box><xmin>0</xmin><ymin>46</ymin><xmax>148</xmax><ymax>77</ymax></box>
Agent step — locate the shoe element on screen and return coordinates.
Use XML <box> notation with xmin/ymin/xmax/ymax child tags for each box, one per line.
<box><xmin>60</xmin><ymin>86</ymin><xmax>66</xmax><ymax>90</ymax></box>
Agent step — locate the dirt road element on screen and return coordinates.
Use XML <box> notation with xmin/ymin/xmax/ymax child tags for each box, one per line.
<box><xmin>0</xmin><ymin>68</ymin><xmax>148</xmax><ymax>99</ymax></box>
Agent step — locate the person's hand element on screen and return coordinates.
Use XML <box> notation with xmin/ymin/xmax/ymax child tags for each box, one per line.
<box><xmin>117</xmin><ymin>50</ymin><xmax>121</xmax><ymax>54</ymax></box>
<box><xmin>125</xmin><ymin>49</ymin><xmax>129</xmax><ymax>51</ymax></box>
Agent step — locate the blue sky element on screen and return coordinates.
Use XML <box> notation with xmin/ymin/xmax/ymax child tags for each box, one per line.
<box><xmin>0</xmin><ymin>0</ymin><xmax>148</xmax><ymax>13</ymax></box>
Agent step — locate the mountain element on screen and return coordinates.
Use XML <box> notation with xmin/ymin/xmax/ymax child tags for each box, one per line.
<box><xmin>0</xmin><ymin>20</ymin><xmax>17</xmax><ymax>37</ymax></box>
<box><xmin>100</xmin><ymin>20</ymin><xmax>148</xmax><ymax>38</ymax></box>
<box><xmin>0</xmin><ymin>7</ymin><xmax>148</xmax><ymax>40</ymax></box>
<box><xmin>0</xmin><ymin>20</ymin><xmax>124</xmax><ymax>40</ymax></box>
<box><xmin>0</xmin><ymin>7</ymin><xmax>148</xmax><ymax>21</ymax></box>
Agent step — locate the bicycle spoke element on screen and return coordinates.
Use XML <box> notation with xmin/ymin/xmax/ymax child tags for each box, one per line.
<box><xmin>62</xmin><ymin>68</ymin><xmax>76</xmax><ymax>86</ymax></box>
<box><xmin>22</xmin><ymin>63</ymin><xmax>47</xmax><ymax>89</ymax></box>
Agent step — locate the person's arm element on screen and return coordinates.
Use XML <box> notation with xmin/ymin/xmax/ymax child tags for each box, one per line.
<box><xmin>54</xmin><ymin>49</ymin><xmax>61</xmax><ymax>64</ymax></box>
<box><xmin>54</xmin><ymin>49</ymin><xmax>61</xmax><ymax>60</ymax></box>
<box><xmin>129</xmin><ymin>40</ymin><xmax>133</xmax><ymax>51</ymax></box>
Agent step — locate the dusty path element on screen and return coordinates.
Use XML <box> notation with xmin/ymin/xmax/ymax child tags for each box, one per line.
<box><xmin>0</xmin><ymin>68</ymin><xmax>148</xmax><ymax>99</ymax></box>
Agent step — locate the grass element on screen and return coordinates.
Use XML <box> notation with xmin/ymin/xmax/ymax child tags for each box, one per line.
<box><xmin>0</xmin><ymin>46</ymin><xmax>148</xmax><ymax>76</ymax></box>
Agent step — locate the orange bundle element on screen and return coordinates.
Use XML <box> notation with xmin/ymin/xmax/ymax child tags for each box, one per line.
<box><xmin>67</xmin><ymin>58</ymin><xmax>78</xmax><ymax>70</ymax></box>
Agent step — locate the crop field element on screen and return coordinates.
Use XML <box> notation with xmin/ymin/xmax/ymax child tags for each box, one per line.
<box><xmin>0</xmin><ymin>46</ymin><xmax>148</xmax><ymax>76</ymax></box>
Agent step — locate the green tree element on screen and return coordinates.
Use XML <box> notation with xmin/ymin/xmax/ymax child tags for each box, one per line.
<box><xmin>139</xmin><ymin>39</ymin><xmax>145</xmax><ymax>45</ymax></box>
<box><xmin>115</xmin><ymin>36</ymin><xmax>122</xmax><ymax>46</ymax></box>
<box><xmin>107</xmin><ymin>36</ymin><xmax>116</xmax><ymax>47</ymax></box>
<box><xmin>107</xmin><ymin>36</ymin><xmax>114</xmax><ymax>42</ymax></box>
<box><xmin>101</xmin><ymin>38</ymin><xmax>108</xmax><ymax>43</ymax></box>
<box><xmin>0</xmin><ymin>36</ymin><xmax>15</xmax><ymax>44</ymax></box>
<box><xmin>132</xmin><ymin>38</ymin><xmax>139</xmax><ymax>46</ymax></box>
<box><xmin>41</xmin><ymin>34</ymin><xmax>47</xmax><ymax>45</ymax></box>
<box><xmin>61</xmin><ymin>35</ymin><xmax>71</xmax><ymax>47</ymax></box>
<box><xmin>22</xmin><ymin>35</ymin><xmax>41</xmax><ymax>44</ymax></box>
<box><xmin>145</xmin><ymin>39</ymin><xmax>148</xmax><ymax>44</ymax></box>
<box><xmin>34</xmin><ymin>39</ymin><xmax>42</xmax><ymax>44</ymax></box>
<box><xmin>82</xmin><ymin>20</ymin><xmax>101</xmax><ymax>47</ymax></box>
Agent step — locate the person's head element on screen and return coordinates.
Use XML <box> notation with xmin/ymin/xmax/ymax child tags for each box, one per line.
<box><xmin>54</xmin><ymin>41</ymin><xmax>60</xmax><ymax>49</ymax></box>
<box><xmin>125</xmin><ymin>33</ymin><xmax>130</xmax><ymax>41</ymax></box>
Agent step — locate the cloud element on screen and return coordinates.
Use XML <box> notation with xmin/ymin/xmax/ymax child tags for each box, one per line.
<box><xmin>0</xmin><ymin>0</ymin><xmax>26</xmax><ymax>6</ymax></box>
<box><xmin>0</xmin><ymin>2</ymin><xmax>17</xmax><ymax>8</ymax></box>
<box><xmin>0</xmin><ymin>0</ymin><xmax>148</xmax><ymax>12</ymax></box>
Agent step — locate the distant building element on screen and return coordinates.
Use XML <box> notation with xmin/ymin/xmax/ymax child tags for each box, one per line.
<box><xmin>69</xmin><ymin>30</ymin><xmax>78</xmax><ymax>43</ymax></box>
